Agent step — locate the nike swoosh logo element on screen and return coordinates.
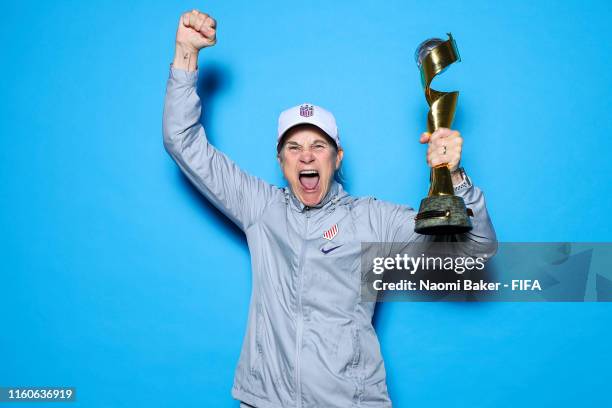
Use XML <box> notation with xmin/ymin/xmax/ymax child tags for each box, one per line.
<box><xmin>321</xmin><ymin>245</ymin><xmax>343</xmax><ymax>255</ymax></box>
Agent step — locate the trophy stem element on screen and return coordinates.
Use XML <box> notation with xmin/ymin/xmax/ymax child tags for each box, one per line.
<box><xmin>428</xmin><ymin>165</ymin><xmax>454</xmax><ymax>196</ymax></box>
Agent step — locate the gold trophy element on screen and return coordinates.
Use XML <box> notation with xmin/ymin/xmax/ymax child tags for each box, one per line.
<box><xmin>414</xmin><ymin>34</ymin><xmax>473</xmax><ymax>234</ymax></box>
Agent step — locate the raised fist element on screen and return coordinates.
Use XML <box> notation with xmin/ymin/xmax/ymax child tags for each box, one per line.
<box><xmin>175</xmin><ymin>10</ymin><xmax>217</xmax><ymax>53</ymax></box>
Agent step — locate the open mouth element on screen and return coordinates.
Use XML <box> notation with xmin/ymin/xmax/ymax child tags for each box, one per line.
<box><xmin>298</xmin><ymin>169</ymin><xmax>320</xmax><ymax>191</ymax></box>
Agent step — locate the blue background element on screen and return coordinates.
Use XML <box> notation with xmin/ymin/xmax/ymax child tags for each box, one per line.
<box><xmin>1</xmin><ymin>0</ymin><xmax>611</xmax><ymax>407</ymax></box>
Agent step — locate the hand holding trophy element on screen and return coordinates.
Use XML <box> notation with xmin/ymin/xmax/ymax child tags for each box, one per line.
<box><xmin>414</xmin><ymin>34</ymin><xmax>473</xmax><ymax>235</ymax></box>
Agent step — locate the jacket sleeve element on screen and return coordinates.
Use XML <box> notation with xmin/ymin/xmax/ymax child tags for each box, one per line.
<box><xmin>370</xmin><ymin>176</ymin><xmax>497</xmax><ymax>258</ymax></box>
<box><xmin>162</xmin><ymin>67</ymin><xmax>278</xmax><ymax>231</ymax></box>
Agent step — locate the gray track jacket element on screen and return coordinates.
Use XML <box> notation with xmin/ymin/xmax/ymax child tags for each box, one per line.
<box><xmin>162</xmin><ymin>67</ymin><xmax>496</xmax><ymax>408</ymax></box>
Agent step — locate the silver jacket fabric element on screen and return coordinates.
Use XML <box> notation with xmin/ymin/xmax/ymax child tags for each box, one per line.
<box><xmin>162</xmin><ymin>67</ymin><xmax>497</xmax><ymax>408</ymax></box>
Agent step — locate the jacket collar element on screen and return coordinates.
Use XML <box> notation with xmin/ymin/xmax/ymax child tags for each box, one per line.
<box><xmin>285</xmin><ymin>181</ymin><xmax>347</xmax><ymax>213</ymax></box>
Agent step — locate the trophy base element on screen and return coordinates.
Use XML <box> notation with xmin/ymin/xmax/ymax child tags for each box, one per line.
<box><xmin>415</xmin><ymin>195</ymin><xmax>473</xmax><ymax>235</ymax></box>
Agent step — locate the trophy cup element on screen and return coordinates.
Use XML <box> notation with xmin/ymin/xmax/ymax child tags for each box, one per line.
<box><xmin>414</xmin><ymin>33</ymin><xmax>473</xmax><ymax>235</ymax></box>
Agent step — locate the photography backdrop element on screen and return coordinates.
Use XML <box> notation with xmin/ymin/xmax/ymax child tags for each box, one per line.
<box><xmin>1</xmin><ymin>0</ymin><xmax>611</xmax><ymax>407</ymax></box>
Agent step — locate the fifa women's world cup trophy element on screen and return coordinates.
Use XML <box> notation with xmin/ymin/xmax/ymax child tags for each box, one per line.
<box><xmin>414</xmin><ymin>33</ymin><xmax>473</xmax><ymax>235</ymax></box>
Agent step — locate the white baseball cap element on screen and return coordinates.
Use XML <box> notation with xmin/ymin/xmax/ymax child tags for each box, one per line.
<box><xmin>277</xmin><ymin>103</ymin><xmax>340</xmax><ymax>151</ymax></box>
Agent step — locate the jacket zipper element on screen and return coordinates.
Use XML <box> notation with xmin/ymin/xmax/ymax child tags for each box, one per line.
<box><xmin>295</xmin><ymin>207</ymin><xmax>310</xmax><ymax>408</ymax></box>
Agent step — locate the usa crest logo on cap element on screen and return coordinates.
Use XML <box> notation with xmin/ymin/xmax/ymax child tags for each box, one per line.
<box><xmin>323</xmin><ymin>224</ymin><xmax>338</xmax><ymax>241</ymax></box>
<box><xmin>299</xmin><ymin>104</ymin><xmax>314</xmax><ymax>117</ymax></box>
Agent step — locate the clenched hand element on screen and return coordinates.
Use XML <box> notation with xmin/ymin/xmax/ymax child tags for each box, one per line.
<box><xmin>419</xmin><ymin>128</ymin><xmax>464</xmax><ymax>184</ymax></box>
<box><xmin>173</xmin><ymin>10</ymin><xmax>217</xmax><ymax>71</ymax></box>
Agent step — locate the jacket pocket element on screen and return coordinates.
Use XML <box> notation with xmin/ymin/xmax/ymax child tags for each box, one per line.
<box><xmin>244</xmin><ymin>303</ymin><xmax>268</xmax><ymax>399</ymax></box>
<box><xmin>251</xmin><ymin>302</ymin><xmax>265</xmax><ymax>375</ymax></box>
<box><xmin>333</xmin><ymin>321</ymin><xmax>363</xmax><ymax>379</ymax></box>
<box><xmin>347</xmin><ymin>324</ymin><xmax>362</xmax><ymax>379</ymax></box>
<box><xmin>344</xmin><ymin>323</ymin><xmax>366</xmax><ymax>402</ymax></box>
